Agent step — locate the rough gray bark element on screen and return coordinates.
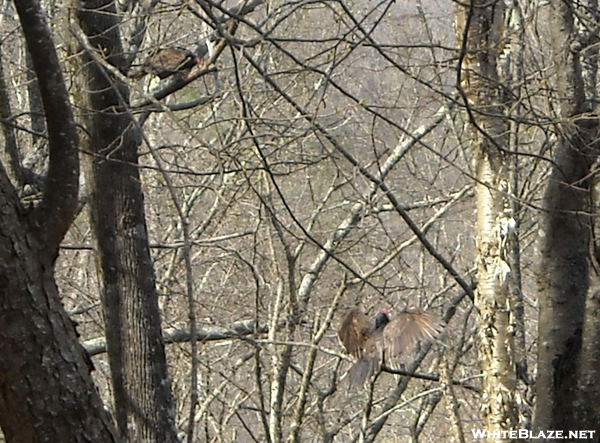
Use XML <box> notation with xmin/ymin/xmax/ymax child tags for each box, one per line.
<box><xmin>535</xmin><ymin>144</ymin><xmax>593</xmax><ymax>431</ymax></box>
<box><xmin>0</xmin><ymin>222</ymin><xmax>117</xmax><ymax>443</ymax></box>
<box><xmin>535</xmin><ymin>0</ymin><xmax>600</xmax><ymax>432</ymax></box>
<box><xmin>0</xmin><ymin>0</ymin><xmax>117</xmax><ymax>440</ymax></box>
<box><xmin>586</xmin><ymin>173</ymin><xmax>600</xmax><ymax>422</ymax></box>
<box><xmin>74</xmin><ymin>0</ymin><xmax>178</xmax><ymax>441</ymax></box>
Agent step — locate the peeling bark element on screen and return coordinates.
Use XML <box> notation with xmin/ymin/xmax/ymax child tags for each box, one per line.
<box><xmin>455</xmin><ymin>0</ymin><xmax>522</xmax><ymax>438</ymax></box>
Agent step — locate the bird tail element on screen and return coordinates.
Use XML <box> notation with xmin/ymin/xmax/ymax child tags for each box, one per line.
<box><xmin>349</xmin><ymin>358</ymin><xmax>376</xmax><ymax>386</ymax></box>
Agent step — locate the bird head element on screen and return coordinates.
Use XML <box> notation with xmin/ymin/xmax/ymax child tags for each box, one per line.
<box><xmin>374</xmin><ymin>308</ymin><xmax>390</xmax><ymax>330</ymax></box>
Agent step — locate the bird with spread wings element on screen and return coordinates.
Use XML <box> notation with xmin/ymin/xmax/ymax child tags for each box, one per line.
<box><xmin>338</xmin><ymin>307</ymin><xmax>443</xmax><ymax>386</ymax></box>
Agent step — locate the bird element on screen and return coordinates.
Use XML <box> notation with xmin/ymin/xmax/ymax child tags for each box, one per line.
<box><xmin>338</xmin><ymin>307</ymin><xmax>443</xmax><ymax>386</ymax></box>
<box><xmin>128</xmin><ymin>47</ymin><xmax>201</xmax><ymax>80</ymax></box>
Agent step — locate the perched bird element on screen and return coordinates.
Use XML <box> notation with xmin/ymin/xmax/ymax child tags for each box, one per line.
<box><xmin>338</xmin><ymin>307</ymin><xmax>443</xmax><ymax>386</ymax></box>
<box><xmin>128</xmin><ymin>47</ymin><xmax>201</xmax><ymax>80</ymax></box>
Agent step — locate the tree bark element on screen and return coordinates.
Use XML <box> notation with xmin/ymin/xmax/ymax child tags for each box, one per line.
<box><xmin>535</xmin><ymin>134</ymin><xmax>597</xmax><ymax>432</ymax></box>
<box><xmin>0</xmin><ymin>0</ymin><xmax>117</xmax><ymax>440</ymax></box>
<box><xmin>74</xmin><ymin>1</ymin><xmax>178</xmax><ymax>442</ymax></box>
<box><xmin>535</xmin><ymin>0</ymin><xmax>600</xmax><ymax>433</ymax></box>
<box><xmin>455</xmin><ymin>1</ymin><xmax>521</xmax><ymax>438</ymax></box>
<box><xmin>0</xmin><ymin>223</ymin><xmax>117</xmax><ymax>443</ymax></box>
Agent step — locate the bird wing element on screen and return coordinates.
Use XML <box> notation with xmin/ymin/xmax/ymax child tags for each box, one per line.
<box><xmin>338</xmin><ymin>308</ymin><xmax>373</xmax><ymax>358</ymax></box>
<box><xmin>146</xmin><ymin>48</ymin><xmax>196</xmax><ymax>78</ymax></box>
<box><xmin>382</xmin><ymin>310</ymin><xmax>443</xmax><ymax>359</ymax></box>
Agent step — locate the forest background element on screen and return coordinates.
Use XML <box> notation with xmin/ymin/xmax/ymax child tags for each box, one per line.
<box><xmin>1</xmin><ymin>0</ymin><xmax>599</xmax><ymax>441</ymax></box>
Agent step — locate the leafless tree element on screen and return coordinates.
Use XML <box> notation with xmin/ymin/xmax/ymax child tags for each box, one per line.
<box><xmin>4</xmin><ymin>0</ymin><xmax>600</xmax><ymax>441</ymax></box>
<box><xmin>72</xmin><ymin>0</ymin><xmax>179</xmax><ymax>440</ymax></box>
<box><xmin>534</xmin><ymin>0</ymin><xmax>600</xmax><ymax>434</ymax></box>
<box><xmin>0</xmin><ymin>0</ymin><xmax>117</xmax><ymax>439</ymax></box>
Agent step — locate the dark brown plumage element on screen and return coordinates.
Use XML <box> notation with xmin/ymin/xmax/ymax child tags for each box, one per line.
<box><xmin>338</xmin><ymin>307</ymin><xmax>443</xmax><ymax>385</ymax></box>
<box><xmin>128</xmin><ymin>47</ymin><xmax>201</xmax><ymax>80</ymax></box>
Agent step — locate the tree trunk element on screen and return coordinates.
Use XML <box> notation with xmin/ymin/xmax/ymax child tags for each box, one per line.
<box><xmin>535</xmin><ymin>133</ymin><xmax>597</xmax><ymax>432</ymax></box>
<box><xmin>0</xmin><ymin>0</ymin><xmax>117</xmax><ymax>440</ymax></box>
<box><xmin>455</xmin><ymin>1</ymin><xmax>521</xmax><ymax>438</ymax></box>
<box><xmin>74</xmin><ymin>1</ymin><xmax>178</xmax><ymax>441</ymax></box>
<box><xmin>0</xmin><ymin>226</ymin><xmax>117</xmax><ymax>442</ymax></box>
<box><xmin>535</xmin><ymin>0</ymin><xmax>600</xmax><ymax>432</ymax></box>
